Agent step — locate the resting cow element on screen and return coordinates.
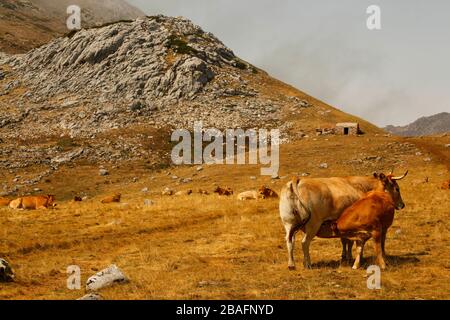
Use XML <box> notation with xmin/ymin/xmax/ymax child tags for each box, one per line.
<box><xmin>9</xmin><ymin>195</ymin><xmax>56</xmax><ymax>210</ymax></box>
<box><xmin>198</xmin><ymin>189</ymin><xmax>209</xmax><ymax>195</ymax></box>
<box><xmin>175</xmin><ymin>190</ymin><xmax>193</xmax><ymax>196</ymax></box>
<box><xmin>237</xmin><ymin>190</ymin><xmax>260</xmax><ymax>201</ymax></box>
<box><xmin>0</xmin><ymin>197</ymin><xmax>11</xmax><ymax>207</ymax></box>
<box><xmin>101</xmin><ymin>194</ymin><xmax>121</xmax><ymax>204</ymax></box>
<box><xmin>258</xmin><ymin>186</ymin><xmax>279</xmax><ymax>199</ymax></box>
<box><xmin>214</xmin><ymin>186</ymin><xmax>233</xmax><ymax>196</ymax></box>
<box><xmin>279</xmin><ymin>170</ymin><xmax>408</xmax><ymax>270</ymax></box>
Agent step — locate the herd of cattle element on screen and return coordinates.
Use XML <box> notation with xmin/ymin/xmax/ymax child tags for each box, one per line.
<box><xmin>0</xmin><ymin>185</ymin><xmax>279</xmax><ymax>209</ymax></box>
<box><xmin>0</xmin><ymin>170</ymin><xmax>416</xmax><ymax>270</ymax></box>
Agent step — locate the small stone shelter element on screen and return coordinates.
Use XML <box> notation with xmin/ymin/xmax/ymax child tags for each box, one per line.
<box><xmin>335</xmin><ymin>123</ymin><xmax>360</xmax><ymax>135</ymax></box>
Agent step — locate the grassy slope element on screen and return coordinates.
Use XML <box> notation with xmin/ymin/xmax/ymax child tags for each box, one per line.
<box><xmin>0</xmin><ymin>133</ymin><xmax>449</xmax><ymax>300</ymax></box>
<box><xmin>0</xmin><ymin>2</ymin><xmax>64</xmax><ymax>54</ymax></box>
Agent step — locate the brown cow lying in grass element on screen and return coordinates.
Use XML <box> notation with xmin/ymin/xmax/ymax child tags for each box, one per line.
<box><xmin>9</xmin><ymin>195</ymin><xmax>56</xmax><ymax>210</ymax></box>
<box><xmin>0</xmin><ymin>197</ymin><xmax>11</xmax><ymax>207</ymax></box>
<box><xmin>214</xmin><ymin>186</ymin><xmax>233</xmax><ymax>196</ymax></box>
<box><xmin>237</xmin><ymin>186</ymin><xmax>279</xmax><ymax>200</ymax></box>
<box><xmin>258</xmin><ymin>186</ymin><xmax>279</xmax><ymax>199</ymax></box>
<box><xmin>313</xmin><ymin>172</ymin><xmax>406</xmax><ymax>269</ymax></box>
<box><xmin>73</xmin><ymin>196</ymin><xmax>83</xmax><ymax>202</ymax></box>
<box><xmin>101</xmin><ymin>194</ymin><xmax>121</xmax><ymax>204</ymax></box>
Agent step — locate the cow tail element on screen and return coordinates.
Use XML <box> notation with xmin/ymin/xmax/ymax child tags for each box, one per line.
<box><xmin>290</xmin><ymin>176</ymin><xmax>311</xmax><ymax>227</ymax></box>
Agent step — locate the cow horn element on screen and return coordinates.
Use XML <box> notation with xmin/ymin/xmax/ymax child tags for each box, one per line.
<box><xmin>391</xmin><ymin>170</ymin><xmax>408</xmax><ymax>180</ymax></box>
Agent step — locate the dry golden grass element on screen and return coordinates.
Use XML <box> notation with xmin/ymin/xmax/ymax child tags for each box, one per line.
<box><xmin>1</xmin><ymin>134</ymin><xmax>449</xmax><ymax>300</ymax></box>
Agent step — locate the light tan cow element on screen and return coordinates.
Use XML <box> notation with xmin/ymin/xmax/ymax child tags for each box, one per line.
<box><xmin>8</xmin><ymin>198</ymin><xmax>22</xmax><ymax>209</ymax></box>
<box><xmin>197</xmin><ymin>189</ymin><xmax>209</xmax><ymax>195</ymax></box>
<box><xmin>237</xmin><ymin>190</ymin><xmax>260</xmax><ymax>201</ymax></box>
<box><xmin>10</xmin><ymin>195</ymin><xmax>56</xmax><ymax>210</ymax></box>
<box><xmin>279</xmin><ymin>171</ymin><xmax>408</xmax><ymax>270</ymax></box>
<box><xmin>175</xmin><ymin>190</ymin><xmax>193</xmax><ymax>196</ymax></box>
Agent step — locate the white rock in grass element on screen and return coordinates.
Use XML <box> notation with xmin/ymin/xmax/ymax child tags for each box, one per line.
<box><xmin>77</xmin><ymin>292</ymin><xmax>103</xmax><ymax>300</ymax></box>
<box><xmin>144</xmin><ymin>199</ymin><xmax>154</xmax><ymax>206</ymax></box>
<box><xmin>86</xmin><ymin>265</ymin><xmax>128</xmax><ymax>291</ymax></box>
<box><xmin>99</xmin><ymin>169</ymin><xmax>109</xmax><ymax>176</ymax></box>
<box><xmin>162</xmin><ymin>187</ymin><xmax>174</xmax><ymax>196</ymax></box>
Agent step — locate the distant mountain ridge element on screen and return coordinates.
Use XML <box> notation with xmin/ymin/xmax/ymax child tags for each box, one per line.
<box><xmin>384</xmin><ymin>112</ymin><xmax>450</xmax><ymax>136</ymax></box>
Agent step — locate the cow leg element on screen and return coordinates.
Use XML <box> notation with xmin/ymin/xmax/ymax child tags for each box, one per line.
<box><xmin>301</xmin><ymin>222</ymin><xmax>321</xmax><ymax>269</ymax></box>
<box><xmin>340</xmin><ymin>239</ymin><xmax>348</xmax><ymax>263</ymax></box>
<box><xmin>345</xmin><ymin>240</ymin><xmax>354</xmax><ymax>264</ymax></box>
<box><xmin>340</xmin><ymin>239</ymin><xmax>354</xmax><ymax>265</ymax></box>
<box><xmin>381</xmin><ymin>228</ymin><xmax>388</xmax><ymax>260</ymax></box>
<box><xmin>352</xmin><ymin>240</ymin><xmax>366</xmax><ymax>270</ymax></box>
<box><xmin>285</xmin><ymin>224</ymin><xmax>298</xmax><ymax>270</ymax></box>
<box><xmin>373</xmin><ymin>230</ymin><xmax>386</xmax><ymax>270</ymax></box>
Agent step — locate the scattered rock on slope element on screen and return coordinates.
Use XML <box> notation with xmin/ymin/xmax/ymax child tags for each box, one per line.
<box><xmin>0</xmin><ymin>258</ymin><xmax>15</xmax><ymax>282</ymax></box>
<box><xmin>86</xmin><ymin>264</ymin><xmax>128</xmax><ymax>291</ymax></box>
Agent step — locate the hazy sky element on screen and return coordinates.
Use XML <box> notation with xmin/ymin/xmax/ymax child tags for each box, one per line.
<box><xmin>128</xmin><ymin>0</ymin><xmax>450</xmax><ymax>126</ymax></box>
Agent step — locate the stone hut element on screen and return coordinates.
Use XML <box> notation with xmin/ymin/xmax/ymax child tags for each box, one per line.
<box><xmin>335</xmin><ymin>123</ymin><xmax>360</xmax><ymax>135</ymax></box>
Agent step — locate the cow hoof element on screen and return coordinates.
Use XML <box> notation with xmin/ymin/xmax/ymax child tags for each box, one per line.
<box><xmin>340</xmin><ymin>259</ymin><xmax>350</xmax><ymax>266</ymax></box>
<box><xmin>288</xmin><ymin>266</ymin><xmax>296</xmax><ymax>271</ymax></box>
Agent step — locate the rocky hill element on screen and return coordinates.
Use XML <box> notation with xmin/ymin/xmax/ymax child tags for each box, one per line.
<box><xmin>0</xmin><ymin>0</ymin><xmax>144</xmax><ymax>53</ymax></box>
<box><xmin>0</xmin><ymin>15</ymin><xmax>380</xmax><ymax>195</ymax></box>
<box><xmin>385</xmin><ymin>112</ymin><xmax>450</xmax><ymax>136</ymax></box>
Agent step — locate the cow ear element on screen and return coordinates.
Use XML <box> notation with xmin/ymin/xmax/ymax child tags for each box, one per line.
<box><xmin>378</xmin><ymin>173</ymin><xmax>386</xmax><ymax>180</ymax></box>
<box><xmin>373</xmin><ymin>172</ymin><xmax>379</xmax><ymax>178</ymax></box>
